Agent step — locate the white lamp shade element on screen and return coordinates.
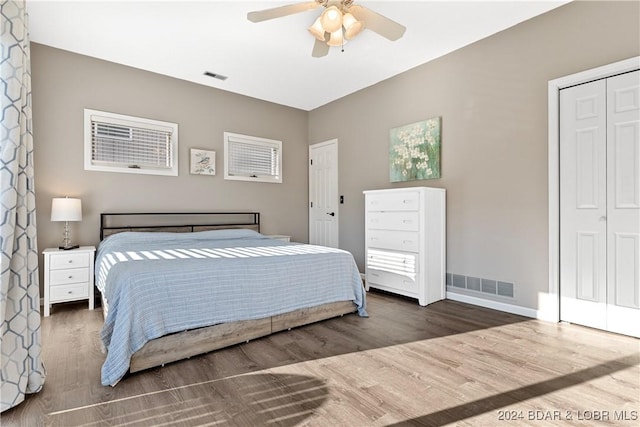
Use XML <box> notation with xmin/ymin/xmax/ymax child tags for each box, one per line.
<box><xmin>327</xmin><ymin>29</ymin><xmax>346</xmax><ymax>47</ymax></box>
<box><xmin>320</xmin><ymin>5</ymin><xmax>342</xmax><ymax>33</ymax></box>
<box><xmin>308</xmin><ymin>17</ymin><xmax>326</xmax><ymax>41</ymax></box>
<box><xmin>51</xmin><ymin>198</ymin><xmax>82</xmax><ymax>222</ymax></box>
<box><xmin>342</xmin><ymin>13</ymin><xmax>363</xmax><ymax>40</ymax></box>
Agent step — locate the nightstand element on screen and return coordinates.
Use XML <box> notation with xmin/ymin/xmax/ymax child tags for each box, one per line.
<box><xmin>42</xmin><ymin>246</ymin><xmax>96</xmax><ymax>317</ymax></box>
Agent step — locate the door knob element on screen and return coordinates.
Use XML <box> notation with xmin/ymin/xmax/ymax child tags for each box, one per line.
<box><xmin>327</xmin><ymin>212</ymin><xmax>335</xmax><ymax>216</ymax></box>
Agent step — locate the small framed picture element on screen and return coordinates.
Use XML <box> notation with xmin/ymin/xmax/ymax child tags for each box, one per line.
<box><xmin>190</xmin><ymin>148</ymin><xmax>216</xmax><ymax>175</ymax></box>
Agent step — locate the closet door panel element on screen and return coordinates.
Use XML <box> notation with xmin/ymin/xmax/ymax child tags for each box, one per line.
<box><xmin>606</xmin><ymin>70</ymin><xmax>640</xmax><ymax>337</ymax></box>
<box><xmin>560</xmin><ymin>79</ymin><xmax>607</xmax><ymax>330</ymax></box>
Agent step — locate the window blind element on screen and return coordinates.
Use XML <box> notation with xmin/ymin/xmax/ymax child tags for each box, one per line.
<box><xmin>84</xmin><ymin>109</ymin><xmax>178</xmax><ymax>176</ymax></box>
<box><xmin>224</xmin><ymin>133</ymin><xmax>282</xmax><ymax>183</ymax></box>
<box><xmin>91</xmin><ymin>121</ymin><xmax>172</xmax><ymax>169</ymax></box>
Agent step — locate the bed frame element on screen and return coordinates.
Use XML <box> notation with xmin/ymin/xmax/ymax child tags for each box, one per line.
<box><xmin>100</xmin><ymin>212</ymin><xmax>262</xmax><ymax>240</ymax></box>
<box><xmin>99</xmin><ymin>212</ymin><xmax>358</xmax><ymax>375</ymax></box>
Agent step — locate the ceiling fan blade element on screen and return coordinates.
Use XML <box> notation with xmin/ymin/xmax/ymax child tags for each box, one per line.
<box><xmin>349</xmin><ymin>5</ymin><xmax>406</xmax><ymax>41</ymax></box>
<box><xmin>247</xmin><ymin>1</ymin><xmax>320</xmax><ymax>23</ymax></box>
<box><xmin>312</xmin><ymin>37</ymin><xmax>330</xmax><ymax>58</ymax></box>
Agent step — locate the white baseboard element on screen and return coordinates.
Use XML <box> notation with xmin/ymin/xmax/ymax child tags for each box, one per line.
<box><xmin>446</xmin><ymin>291</ymin><xmax>540</xmax><ymax>319</ymax></box>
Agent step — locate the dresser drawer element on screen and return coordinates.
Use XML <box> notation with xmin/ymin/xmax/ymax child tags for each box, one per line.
<box><xmin>50</xmin><ymin>283</ymin><xmax>89</xmax><ymax>302</ymax></box>
<box><xmin>367</xmin><ymin>229</ymin><xmax>419</xmax><ymax>252</ymax></box>
<box><xmin>367</xmin><ymin>249</ymin><xmax>417</xmax><ymax>274</ymax></box>
<box><xmin>50</xmin><ymin>252</ymin><xmax>90</xmax><ymax>270</ymax></box>
<box><xmin>367</xmin><ymin>268</ymin><xmax>417</xmax><ymax>294</ymax></box>
<box><xmin>366</xmin><ymin>191</ymin><xmax>420</xmax><ymax>212</ymax></box>
<box><xmin>50</xmin><ymin>267</ymin><xmax>90</xmax><ymax>285</ymax></box>
<box><xmin>367</xmin><ymin>211</ymin><xmax>420</xmax><ymax>231</ymax></box>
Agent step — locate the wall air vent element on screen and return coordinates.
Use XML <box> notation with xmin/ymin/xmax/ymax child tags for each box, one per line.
<box><xmin>204</xmin><ymin>71</ymin><xmax>228</xmax><ymax>81</ymax></box>
<box><xmin>446</xmin><ymin>273</ymin><xmax>515</xmax><ymax>299</ymax></box>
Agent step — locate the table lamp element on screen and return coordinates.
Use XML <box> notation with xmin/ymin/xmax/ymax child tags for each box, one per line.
<box><xmin>51</xmin><ymin>197</ymin><xmax>82</xmax><ymax>250</ymax></box>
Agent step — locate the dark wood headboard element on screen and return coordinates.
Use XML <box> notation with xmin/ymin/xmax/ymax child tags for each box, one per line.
<box><xmin>100</xmin><ymin>212</ymin><xmax>260</xmax><ymax>240</ymax></box>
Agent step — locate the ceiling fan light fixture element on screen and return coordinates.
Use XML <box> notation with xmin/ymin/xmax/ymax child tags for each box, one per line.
<box><xmin>342</xmin><ymin>12</ymin><xmax>363</xmax><ymax>40</ymax></box>
<box><xmin>247</xmin><ymin>0</ymin><xmax>406</xmax><ymax>58</ymax></box>
<box><xmin>308</xmin><ymin>17</ymin><xmax>326</xmax><ymax>41</ymax></box>
<box><xmin>326</xmin><ymin>28</ymin><xmax>346</xmax><ymax>47</ymax></box>
<box><xmin>320</xmin><ymin>5</ymin><xmax>342</xmax><ymax>33</ymax></box>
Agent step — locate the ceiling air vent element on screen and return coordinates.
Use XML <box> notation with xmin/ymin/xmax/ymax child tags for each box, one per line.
<box><xmin>204</xmin><ymin>71</ymin><xmax>227</xmax><ymax>81</ymax></box>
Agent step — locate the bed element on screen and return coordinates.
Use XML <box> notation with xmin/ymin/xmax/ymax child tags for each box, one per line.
<box><xmin>96</xmin><ymin>212</ymin><xmax>367</xmax><ymax>386</ymax></box>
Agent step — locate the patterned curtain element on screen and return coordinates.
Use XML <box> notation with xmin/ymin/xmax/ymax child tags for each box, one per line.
<box><xmin>1</xmin><ymin>0</ymin><xmax>46</xmax><ymax>411</ymax></box>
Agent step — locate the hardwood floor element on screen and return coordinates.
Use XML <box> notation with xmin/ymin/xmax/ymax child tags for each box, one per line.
<box><xmin>2</xmin><ymin>291</ymin><xmax>639</xmax><ymax>426</ymax></box>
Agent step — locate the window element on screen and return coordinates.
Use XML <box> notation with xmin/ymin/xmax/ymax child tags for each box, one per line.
<box><xmin>224</xmin><ymin>132</ymin><xmax>282</xmax><ymax>183</ymax></box>
<box><xmin>84</xmin><ymin>109</ymin><xmax>178</xmax><ymax>176</ymax></box>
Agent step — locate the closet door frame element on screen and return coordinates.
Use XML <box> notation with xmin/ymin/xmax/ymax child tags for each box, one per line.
<box><xmin>546</xmin><ymin>56</ymin><xmax>640</xmax><ymax>323</ymax></box>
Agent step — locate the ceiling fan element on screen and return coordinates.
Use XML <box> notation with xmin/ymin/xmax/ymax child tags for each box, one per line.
<box><xmin>247</xmin><ymin>0</ymin><xmax>406</xmax><ymax>58</ymax></box>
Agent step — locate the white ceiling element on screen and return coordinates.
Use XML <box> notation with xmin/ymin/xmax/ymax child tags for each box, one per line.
<box><xmin>27</xmin><ymin>0</ymin><xmax>571</xmax><ymax>111</ymax></box>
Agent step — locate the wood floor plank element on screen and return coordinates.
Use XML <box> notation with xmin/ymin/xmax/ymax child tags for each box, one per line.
<box><xmin>1</xmin><ymin>291</ymin><xmax>638</xmax><ymax>426</ymax></box>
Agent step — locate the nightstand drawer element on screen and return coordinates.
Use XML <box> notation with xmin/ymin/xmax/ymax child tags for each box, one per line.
<box><xmin>50</xmin><ymin>268</ymin><xmax>90</xmax><ymax>285</ymax></box>
<box><xmin>50</xmin><ymin>252</ymin><xmax>90</xmax><ymax>270</ymax></box>
<box><xmin>267</xmin><ymin>235</ymin><xmax>291</xmax><ymax>242</ymax></box>
<box><xmin>50</xmin><ymin>283</ymin><xmax>89</xmax><ymax>302</ymax></box>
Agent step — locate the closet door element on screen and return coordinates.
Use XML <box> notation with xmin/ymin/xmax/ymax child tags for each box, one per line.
<box><xmin>560</xmin><ymin>79</ymin><xmax>607</xmax><ymax>331</ymax></box>
<box><xmin>560</xmin><ymin>70</ymin><xmax>640</xmax><ymax>337</ymax></box>
<box><xmin>606</xmin><ymin>70</ymin><xmax>640</xmax><ymax>337</ymax></box>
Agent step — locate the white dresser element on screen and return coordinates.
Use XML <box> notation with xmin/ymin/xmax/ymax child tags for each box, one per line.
<box><xmin>363</xmin><ymin>187</ymin><xmax>446</xmax><ymax>306</ymax></box>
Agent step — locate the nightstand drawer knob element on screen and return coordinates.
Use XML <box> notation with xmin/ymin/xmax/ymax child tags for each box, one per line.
<box><xmin>68</xmin><ymin>291</ymin><xmax>73</xmax><ymax>294</ymax></box>
<box><xmin>68</xmin><ymin>260</ymin><xmax>73</xmax><ymax>263</ymax></box>
<box><xmin>68</xmin><ymin>275</ymin><xmax>73</xmax><ymax>279</ymax></box>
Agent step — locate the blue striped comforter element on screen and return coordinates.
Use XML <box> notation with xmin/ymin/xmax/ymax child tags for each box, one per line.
<box><xmin>96</xmin><ymin>229</ymin><xmax>367</xmax><ymax>386</ymax></box>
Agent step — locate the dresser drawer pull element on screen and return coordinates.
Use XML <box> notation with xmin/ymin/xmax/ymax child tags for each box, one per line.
<box><xmin>402</xmin><ymin>219</ymin><xmax>412</xmax><ymax>223</ymax></box>
<box><xmin>68</xmin><ymin>290</ymin><xmax>73</xmax><ymax>294</ymax></box>
<box><xmin>68</xmin><ymin>275</ymin><xmax>73</xmax><ymax>279</ymax></box>
<box><xmin>403</xmin><ymin>240</ymin><xmax>413</xmax><ymax>244</ymax></box>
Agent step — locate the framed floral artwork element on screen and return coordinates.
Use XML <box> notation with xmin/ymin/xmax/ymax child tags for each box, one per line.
<box><xmin>190</xmin><ymin>148</ymin><xmax>216</xmax><ymax>175</ymax></box>
<box><xmin>389</xmin><ymin>117</ymin><xmax>441</xmax><ymax>182</ymax></box>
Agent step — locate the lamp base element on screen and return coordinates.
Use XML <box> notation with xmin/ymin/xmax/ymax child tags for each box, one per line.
<box><xmin>59</xmin><ymin>244</ymin><xmax>80</xmax><ymax>251</ymax></box>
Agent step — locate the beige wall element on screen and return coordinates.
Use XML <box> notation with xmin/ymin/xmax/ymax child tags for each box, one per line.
<box><xmin>308</xmin><ymin>1</ymin><xmax>640</xmax><ymax>310</ymax></box>
<box><xmin>31</xmin><ymin>1</ymin><xmax>640</xmax><ymax>311</ymax></box>
<box><xmin>31</xmin><ymin>44</ymin><xmax>309</xmax><ymax>292</ymax></box>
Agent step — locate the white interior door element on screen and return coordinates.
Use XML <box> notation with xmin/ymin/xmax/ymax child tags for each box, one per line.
<box><xmin>560</xmin><ymin>79</ymin><xmax>608</xmax><ymax>330</ymax></box>
<box><xmin>560</xmin><ymin>70</ymin><xmax>640</xmax><ymax>337</ymax></box>
<box><xmin>605</xmin><ymin>70</ymin><xmax>640</xmax><ymax>337</ymax></box>
<box><xmin>309</xmin><ymin>140</ymin><xmax>339</xmax><ymax>247</ymax></box>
